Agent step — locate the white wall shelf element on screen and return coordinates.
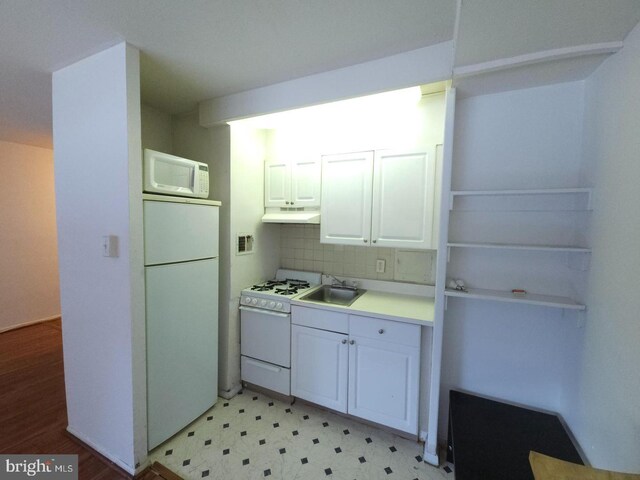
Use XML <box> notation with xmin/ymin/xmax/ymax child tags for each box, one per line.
<box><xmin>445</xmin><ymin>287</ymin><xmax>586</xmax><ymax>311</ymax></box>
<box><xmin>449</xmin><ymin>187</ymin><xmax>593</xmax><ymax>210</ymax></box>
<box><xmin>447</xmin><ymin>242</ymin><xmax>591</xmax><ymax>253</ymax></box>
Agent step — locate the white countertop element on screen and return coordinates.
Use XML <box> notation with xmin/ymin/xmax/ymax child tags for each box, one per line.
<box><xmin>291</xmin><ymin>287</ymin><xmax>434</xmax><ymax>326</ymax></box>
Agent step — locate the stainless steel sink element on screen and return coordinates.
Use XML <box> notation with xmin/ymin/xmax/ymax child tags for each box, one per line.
<box><xmin>300</xmin><ymin>285</ymin><xmax>366</xmax><ymax>306</ymax></box>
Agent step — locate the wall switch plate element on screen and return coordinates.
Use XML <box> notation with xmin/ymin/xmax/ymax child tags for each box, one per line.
<box><xmin>376</xmin><ymin>259</ymin><xmax>385</xmax><ymax>273</ymax></box>
<box><xmin>102</xmin><ymin>235</ymin><xmax>119</xmax><ymax>257</ymax></box>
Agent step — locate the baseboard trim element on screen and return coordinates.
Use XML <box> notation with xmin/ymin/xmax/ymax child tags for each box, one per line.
<box><xmin>65</xmin><ymin>427</ymin><xmax>136</xmax><ymax>477</ymax></box>
<box><xmin>218</xmin><ymin>383</ymin><xmax>242</xmax><ymax>399</ymax></box>
<box><xmin>0</xmin><ymin>315</ymin><xmax>61</xmax><ymax>334</ymax></box>
<box><xmin>423</xmin><ymin>444</ymin><xmax>440</xmax><ymax>466</ymax></box>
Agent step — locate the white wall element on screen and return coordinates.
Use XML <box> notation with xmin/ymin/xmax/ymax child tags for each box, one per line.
<box><xmin>141</xmin><ymin>104</ymin><xmax>173</xmax><ymax>153</ymax></box>
<box><xmin>171</xmin><ymin>112</ymin><xmax>235</xmax><ymax>395</ymax></box>
<box><xmin>52</xmin><ymin>42</ymin><xmax>145</xmax><ymax>473</ymax></box>
<box><xmin>0</xmin><ymin>140</ymin><xmax>60</xmax><ymax>331</ymax></box>
<box><xmin>227</xmin><ymin>124</ymin><xmax>281</xmax><ymax>392</ymax></box>
<box><xmin>571</xmin><ymin>23</ymin><xmax>640</xmax><ymax>472</ymax></box>
<box><xmin>440</xmin><ymin>82</ymin><xmax>588</xmax><ymax>441</ymax></box>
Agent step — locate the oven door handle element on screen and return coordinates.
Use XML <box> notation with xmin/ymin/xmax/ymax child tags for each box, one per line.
<box><xmin>239</xmin><ymin>305</ymin><xmax>290</xmax><ymax>318</ymax></box>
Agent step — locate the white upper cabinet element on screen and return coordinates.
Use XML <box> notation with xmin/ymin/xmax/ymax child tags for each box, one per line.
<box><xmin>265</xmin><ymin>156</ymin><xmax>320</xmax><ymax>208</ymax></box>
<box><xmin>372</xmin><ymin>150</ymin><xmax>434</xmax><ymax>249</ymax></box>
<box><xmin>320</xmin><ymin>151</ymin><xmax>373</xmax><ymax>245</ymax></box>
<box><xmin>264</xmin><ymin>159</ymin><xmax>290</xmax><ymax>207</ymax></box>
<box><xmin>321</xmin><ymin>149</ymin><xmax>435</xmax><ymax>249</ymax></box>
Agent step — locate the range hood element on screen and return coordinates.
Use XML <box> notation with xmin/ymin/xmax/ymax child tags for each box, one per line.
<box><xmin>262</xmin><ymin>211</ymin><xmax>320</xmax><ymax>224</ymax></box>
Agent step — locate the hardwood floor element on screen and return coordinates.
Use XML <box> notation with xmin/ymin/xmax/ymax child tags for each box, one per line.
<box><xmin>0</xmin><ymin>319</ymin><xmax>178</xmax><ymax>480</ymax></box>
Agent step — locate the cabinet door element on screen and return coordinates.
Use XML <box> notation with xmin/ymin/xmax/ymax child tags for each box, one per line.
<box><xmin>320</xmin><ymin>151</ymin><xmax>373</xmax><ymax>245</ymax></box>
<box><xmin>291</xmin><ymin>156</ymin><xmax>321</xmax><ymax>207</ymax></box>
<box><xmin>371</xmin><ymin>150</ymin><xmax>434</xmax><ymax>249</ymax></box>
<box><xmin>291</xmin><ymin>325</ymin><xmax>348</xmax><ymax>413</ymax></box>
<box><xmin>264</xmin><ymin>159</ymin><xmax>290</xmax><ymax>207</ymax></box>
<box><xmin>348</xmin><ymin>335</ymin><xmax>420</xmax><ymax>434</ymax></box>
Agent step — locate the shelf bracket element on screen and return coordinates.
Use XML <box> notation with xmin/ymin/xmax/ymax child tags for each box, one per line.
<box><xmin>447</xmin><ymin>246</ymin><xmax>451</xmax><ymax>263</ymax></box>
<box><xmin>444</xmin><ymin>295</ymin><xmax>448</xmax><ymax>311</ymax></box>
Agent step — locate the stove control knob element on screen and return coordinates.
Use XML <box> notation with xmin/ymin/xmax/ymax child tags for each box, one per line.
<box><xmin>244</xmin><ymin>297</ymin><xmax>252</xmax><ymax>305</ymax></box>
<box><xmin>260</xmin><ymin>300</ymin><xmax>267</xmax><ymax>307</ymax></box>
<box><xmin>269</xmin><ymin>301</ymin><xmax>276</xmax><ymax>308</ymax></box>
<box><xmin>276</xmin><ymin>302</ymin><xmax>283</xmax><ymax>310</ymax></box>
<box><xmin>251</xmin><ymin>298</ymin><xmax>258</xmax><ymax>305</ymax></box>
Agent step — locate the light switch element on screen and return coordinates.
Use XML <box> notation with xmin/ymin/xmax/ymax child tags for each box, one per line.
<box><xmin>102</xmin><ymin>235</ymin><xmax>119</xmax><ymax>257</ymax></box>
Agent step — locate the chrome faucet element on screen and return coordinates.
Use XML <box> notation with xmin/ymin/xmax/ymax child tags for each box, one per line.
<box><xmin>325</xmin><ymin>274</ymin><xmax>357</xmax><ymax>290</ymax></box>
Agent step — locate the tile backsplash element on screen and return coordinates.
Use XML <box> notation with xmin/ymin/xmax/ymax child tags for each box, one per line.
<box><xmin>280</xmin><ymin>225</ymin><xmax>435</xmax><ymax>284</ymax></box>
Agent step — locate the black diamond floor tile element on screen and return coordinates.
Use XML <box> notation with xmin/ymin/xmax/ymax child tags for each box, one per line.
<box><xmin>150</xmin><ymin>388</ymin><xmax>444</xmax><ymax>480</ymax></box>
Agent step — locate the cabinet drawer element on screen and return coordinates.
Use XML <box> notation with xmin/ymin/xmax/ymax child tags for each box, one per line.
<box><xmin>349</xmin><ymin>315</ymin><xmax>420</xmax><ymax>348</ymax></box>
<box><xmin>292</xmin><ymin>306</ymin><xmax>348</xmax><ymax>333</ymax></box>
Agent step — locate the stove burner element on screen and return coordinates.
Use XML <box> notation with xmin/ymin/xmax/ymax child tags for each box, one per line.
<box><xmin>251</xmin><ymin>285</ymin><xmax>273</xmax><ymax>291</ymax></box>
<box><xmin>286</xmin><ymin>279</ymin><xmax>310</xmax><ymax>288</ymax></box>
<box><xmin>265</xmin><ymin>280</ymin><xmax>287</xmax><ymax>287</ymax></box>
<box><xmin>275</xmin><ymin>287</ymin><xmax>299</xmax><ymax>295</ymax></box>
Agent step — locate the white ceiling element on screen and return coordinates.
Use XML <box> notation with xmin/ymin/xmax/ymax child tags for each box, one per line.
<box><xmin>1</xmin><ymin>0</ymin><xmax>639</xmax><ymax>149</ymax></box>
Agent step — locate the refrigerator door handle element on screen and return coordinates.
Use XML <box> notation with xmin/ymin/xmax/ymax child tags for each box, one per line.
<box><xmin>239</xmin><ymin>306</ymin><xmax>290</xmax><ymax>318</ymax></box>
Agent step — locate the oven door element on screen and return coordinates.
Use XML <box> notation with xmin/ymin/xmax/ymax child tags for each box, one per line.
<box><xmin>240</xmin><ymin>306</ymin><xmax>291</xmax><ymax>368</ymax></box>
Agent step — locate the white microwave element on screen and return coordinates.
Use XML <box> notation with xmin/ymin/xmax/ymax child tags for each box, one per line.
<box><xmin>144</xmin><ymin>149</ymin><xmax>209</xmax><ymax>198</ymax></box>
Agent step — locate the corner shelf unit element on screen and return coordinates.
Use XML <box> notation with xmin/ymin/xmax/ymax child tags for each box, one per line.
<box><xmin>445</xmin><ymin>287</ymin><xmax>586</xmax><ymax>311</ymax></box>
<box><xmin>445</xmin><ymin>186</ymin><xmax>593</xmax><ymax>311</ymax></box>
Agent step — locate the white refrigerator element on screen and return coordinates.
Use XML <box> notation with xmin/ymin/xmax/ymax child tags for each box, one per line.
<box><xmin>143</xmin><ymin>195</ymin><xmax>219</xmax><ymax>450</ymax></box>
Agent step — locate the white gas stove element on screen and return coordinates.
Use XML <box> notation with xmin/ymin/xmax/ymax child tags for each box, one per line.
<box><xmin>240</xmin><ymin>269</ymin><xmax>321</xmax><ymax>313</ymax></box>
<box><xmin>240</xmin><ymin>269</ymin><xmax>321</xmax><ymax>396</ymax></box>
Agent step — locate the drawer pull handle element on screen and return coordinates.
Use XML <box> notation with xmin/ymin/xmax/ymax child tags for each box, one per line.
<box><xmin>378</xmin><ymin>329</ymin><xmax>384</xmax><ymax>334</ymax></box>
<box><xmin>341</xmin><ymin>339</ymin><xmax>347</xmax><ymax>344</ymax></box>
<box><xmin>349</xmin><ymin>340</ymin><xmax>355</xmax><ymax>345</ymax></box>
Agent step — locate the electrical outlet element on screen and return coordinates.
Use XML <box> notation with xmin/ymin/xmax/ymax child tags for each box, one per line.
<box><xmin>376</xmin><ymin>259</ymin><xmax>385</xmax><ymax>273</ymax></box>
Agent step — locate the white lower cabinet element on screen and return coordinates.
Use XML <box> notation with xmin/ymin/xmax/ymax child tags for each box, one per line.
<box><xmin>291</xmin><ymin>307</ymin><xmax>421</xmax><ymax>435</ymax></box>
<box><xmin>291</xmin><ymin>325</ymin><xmax>349</xmax><ymax>413</ymax></box>
<box><xmin>348</xmin><ymin>335</ymin><xmax>420</xmax><ymax>433</ymax></box>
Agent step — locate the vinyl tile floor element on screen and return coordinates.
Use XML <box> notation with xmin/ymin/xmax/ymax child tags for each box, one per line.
<box><xmin>148</xmin><ymin>389</ymin><xmax>454</xmax><ymax>480</ymax></box>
